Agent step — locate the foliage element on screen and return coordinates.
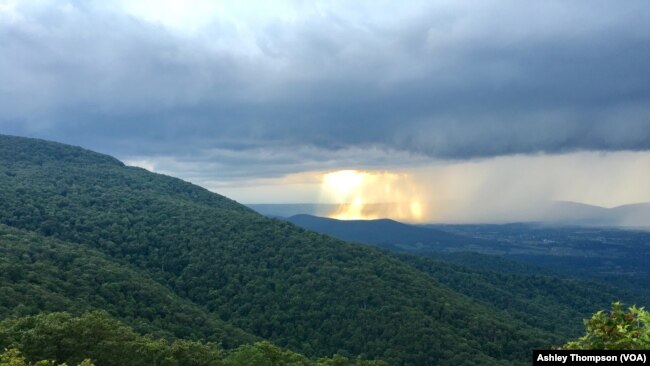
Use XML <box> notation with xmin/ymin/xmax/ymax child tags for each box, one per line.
<box><xmin>0</xmin><ymin>313</ymin><xmax>382</xmax><ymax>366</ymax></box>
<box><xmin>0</xmin><ymin>224</ymin><xmax>256</xmax><ymax>347</ymax></box>
<box><xmin>0</xmin><ymin>348</ymin><xmax>94</xmax><ymax>366</ymax></box>
<box><xmin>396</xmin><ymin>253</ymin><xmax>641</xmax><ymax>337</ymax></box>
<box><xmin>0</xmin><ymin>311</ymin><xmax>224</xmax><ymax>366</ymax></box>
<box><xmin>562</xmin><ymin>302</ymin><xmax>650</xmax><ymax>350</ymax></box>
<box><xmin>223</xmin><ymin>341</ymin><xmax>309</xmax><ymax>366</ymax></box>
<box><xmin>222</xmin><ymin>341</ymin><xmax>386</xmax><ymax>366</ymax></box>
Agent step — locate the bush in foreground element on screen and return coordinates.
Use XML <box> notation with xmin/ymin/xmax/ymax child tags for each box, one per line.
<box><xmin>563</xmin><ymin>302</ymin><xmax>649</xmax><ymax>350</ymax></box>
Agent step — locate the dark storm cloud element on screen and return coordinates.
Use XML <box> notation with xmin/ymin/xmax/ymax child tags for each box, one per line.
<box><xmin>1</xmin><ymin>0</ymin><xmax>649</xmax><ymax>178</ymax></box>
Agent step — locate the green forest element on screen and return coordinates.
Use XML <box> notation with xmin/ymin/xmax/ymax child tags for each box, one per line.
<box><xmin>0</xmin><ymin>312</ymin><xmax>385</xmax><ymax>366</ymax></box>
<box><xmin>0</xmin><ymin>134</ymin><xmax>647</xmax><ymax>365</ymax></box>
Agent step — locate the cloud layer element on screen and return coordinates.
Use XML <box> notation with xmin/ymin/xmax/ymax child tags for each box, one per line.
<box><xmin>1</xmin><ymin>0</ymin><xmax>649</xmax><ymax>182</ymax></box>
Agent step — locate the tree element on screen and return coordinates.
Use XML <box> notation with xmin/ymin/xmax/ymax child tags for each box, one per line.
<box><xmin>0</xmin><ymin>348</ymin><xmax>94</xmax><ymax>366</ymax></box>
<box><xmin>223</xmin><ymin>341</ymin><xmax>309</xmax><ymax>366</ymax></box>
<box><xmin>562</xmin><ymin>302</ymin><xmax>649</xmax><ymax>350</ymax></box>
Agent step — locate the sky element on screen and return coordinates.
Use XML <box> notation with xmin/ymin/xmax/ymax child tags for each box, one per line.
<box><xmin>1</xmin><ymin>0</ymin><xmax>649</xmax><ymax>222</ymax></box>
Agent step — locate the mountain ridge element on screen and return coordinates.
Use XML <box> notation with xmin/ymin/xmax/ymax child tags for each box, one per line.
<box><xmin>249</xmin><ymin>201</ymin><xmax>650</xmax><ymax>228</ymax></box>
<box><xmin>287</xmin><ymin>213</ymin><xmax>487</xmax><ymax>251</ymax></box>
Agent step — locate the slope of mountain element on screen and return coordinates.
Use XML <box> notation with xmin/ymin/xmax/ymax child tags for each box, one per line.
<box><xmin>537</xmin><ymin>201</ymin><xmax>650</xmax><ymax>227</ymax></box>
<box><xmin>393</xmin><ymin>252</ymin><xmax>648</xmax><ymax>337</ymax></box>
<box><xmin>0</xmin><ymin>134</ymin><xmax>562</xmax><ymax>365</ymax></box>
<box><xmin>0</xmin><ymin>223</ymin><xmax>257</xmax><ymax>347</ymax></box>
<box><xmin>610</xmin><ymin>203</ymin><xmax>650</xmax><ymax>227</ymax></box>
<box><xmin>287</xmin><ymin>214</ymin><xmax>492</xmax><ymax>252</ymax></box>
<box><xmin>286</xmin><ymin>215</ymin><xmax>649</xmax><ymax>337</ymax></box>
<box><xmin>537</xmin><ymin>201</ymin><xmax>610</xmax><ymax>225</ymax></box>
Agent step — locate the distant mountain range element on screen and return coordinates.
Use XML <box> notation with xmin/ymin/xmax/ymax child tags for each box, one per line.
<box><xmin>246</xmin><ymin>203</ymin><xmax>339</xmax><ymax>218</ymax></box>
<box><xmin>249</xmin><ymin>201</ymin><xmax>650</xmax><ymax>227</ymax></box>
<box><xmin>287</xmin><ymin>214</ymin><xmax>489</xmax><ymax>252</ymax></box>
<box><xmin>537</xmin><ymin>201</ymin><xmax>650</xmax><ymax>227</ymax></box>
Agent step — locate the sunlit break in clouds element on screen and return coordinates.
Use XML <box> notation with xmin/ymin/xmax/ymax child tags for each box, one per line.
<box><xmin>321</xmin><ymin>170</ymin><xmax>427</xmax><ymax>222</ymax></box>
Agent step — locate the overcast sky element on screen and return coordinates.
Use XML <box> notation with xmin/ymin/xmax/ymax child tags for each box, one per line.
<box><xmin>1</xmin><ymin>0</ymin><xmax>649</xmax><ymax>218</ymax></box>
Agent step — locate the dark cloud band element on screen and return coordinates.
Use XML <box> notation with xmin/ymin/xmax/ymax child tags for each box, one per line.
<box><xmin>1</xmin><ymin>1</ymin><xmax>649</xmax><ymax>178</ymax></box>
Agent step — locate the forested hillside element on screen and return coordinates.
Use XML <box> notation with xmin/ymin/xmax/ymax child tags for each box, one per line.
<box><xmin>0</xmin><ymin>223</ymin><xmax>256</xmax><ymax>346</ymax></box>
<box><xmin>0</xmin><ymin>134</ymin><xmax>638</xmax><ymax>365</ymax></box>
<box><xmin>393</xmin><ymin>253</ymin><xmax>645</xmax><ymax>338</ymax></box>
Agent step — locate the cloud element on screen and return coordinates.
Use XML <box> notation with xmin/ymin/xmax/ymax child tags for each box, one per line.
<box><xmin>1</xmin><ymin>0</ymin><xmax>649</xmax><ymax>180</ymax></box>
<box><xmin>124</xmin><ymin>145</ymin><xmax>430</xmax><ymax>186</ymax></box>
<box><xmin>411</xmin><ymin>151</ymin><xmax>650</xmax><ymax>222</ymax></box>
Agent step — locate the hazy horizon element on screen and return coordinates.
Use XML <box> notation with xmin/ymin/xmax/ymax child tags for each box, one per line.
<box><xmin>245</xmin><ymin>199</ymin><xmax>650</xmax><ymax>226</ymax></box>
